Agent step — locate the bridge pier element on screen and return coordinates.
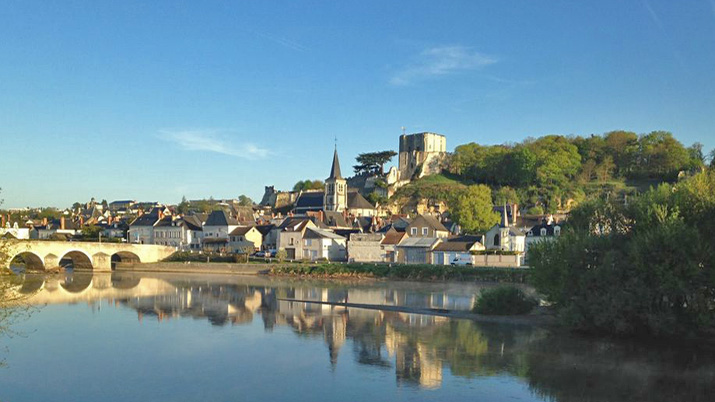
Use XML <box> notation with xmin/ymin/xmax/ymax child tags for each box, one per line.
<box><xmin>91</xmin><ymin>252</ymin><xmax>112</xmax><ymax>272</ymax></box>
<box><xmin>44</xmin><ymin>254</ymin><xmax>60</xmax><ymax>272</ymax></box>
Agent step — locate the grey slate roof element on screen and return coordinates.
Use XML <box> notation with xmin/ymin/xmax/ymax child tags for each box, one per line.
<box><xmin>397</xmin><ymin>237</ymin><xmax>440</xmax><ymax>248</ymax></box>
<box><xmin>347</xmin><ymin>191</ymin><xmax>375</xmax><ymax>210</ymax></box>
<box><xmin>527</xmin><ymin>222</ymin><xmax>565</xmax><ymax>237</ymax></box>
<box><xmin>295</xmin><ymin>191</ymin><xmax>324</xmax><ymax>211</ymax></box>
<box><xmin>204</xmin><ymin>210</ymin><xmax>238</xmax><ymax>226</ymax></box>
<box><xmin>229</xmin><ymin>226</ymin><xmax>256</xmax><ymax>236</ymax></box>
<box><xmin>130</xmin><ymin>208</ymin><xmax>162</xmax><ymax>227</ymax></box>
<box><xmin>323</xmin><ymin>211</ymin><xmax>348</xmax><ymax>228</ymax></box>
<box><xmin>304</xmin><ymin>227</ymin><xmax>345</xmax><ymax>240</ymax></box>
<box><xmin>183</xmin><ymin>215</ymin><xmax>204</xmax><ymax>231</ymax></box>
<box><xmin>434</xmin><ymin>240</ymin><xmax>478</xmax><ymax>252</ymax></box>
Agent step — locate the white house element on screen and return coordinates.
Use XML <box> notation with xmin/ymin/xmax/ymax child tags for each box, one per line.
<box><xmin>153</xmin><ymin>216</ymin><xmax>203</xmax><ymax>250</ymax></box>
<box><xmin>301</xmin><ymin>227</ymin><xmax>347</xmax><ymax>261</ymax></box>
<box><xmin>202</xmin><ymin>210</ymin><xmax>239</xmax><ymax>240</ymax></box>
<box><xmin>128</xmin><ymin>208</ymin><xmax>164</xmax><ymax>244</ymax></box>
<box><xmin>525</xmin><ymin>218</ymin><xmax>565</xmax><ymax>257</ymax></box>
<box><xmin>432</xmin><ymin>237</ymin><xmax>485</xmax><ymax>265</ymax></box>
<box><xmin>484</xmin><ymin>209</ymin><xmax>525</xmax><ymax>254</ymax></box>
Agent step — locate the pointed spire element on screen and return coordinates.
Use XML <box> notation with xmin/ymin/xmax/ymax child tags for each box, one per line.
<box><xmin>329</xmin><ymin>148</ymin><xmax>343</xmax><ymax>180</ymax></box>
<box><xmin>500</xmin><ymin>204</ymin><xmax>509</xmax><ymax>228</ymax></box>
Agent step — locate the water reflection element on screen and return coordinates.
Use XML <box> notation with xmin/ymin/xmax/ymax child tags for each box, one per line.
<box><xmin>8</xmin><ymin>272</ymin><xmax>715</xmax><ymax>401</ymax></box>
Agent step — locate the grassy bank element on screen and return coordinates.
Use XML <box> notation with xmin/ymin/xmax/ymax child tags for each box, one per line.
<box><xmin>270</xmin><ymin>263</ymin><xmax>532</xmax><ymax>283</ymax></box>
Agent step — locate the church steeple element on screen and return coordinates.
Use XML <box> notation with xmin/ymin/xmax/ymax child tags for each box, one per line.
<box><xmin>329</xmin><ymin>148</ymin><xmax>343</xmax><ymax>180</ymax></box>
<box><xmin>325</xmin><ymin>146</ymin><xmax>347</xmax><ymax>212</ymax></box>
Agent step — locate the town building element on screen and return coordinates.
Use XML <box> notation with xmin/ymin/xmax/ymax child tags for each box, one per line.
<box><xmin>432</xmin><ymin>236</ymin><xmax>485</xmax><ymax>265</ymax></box>
<box><xmin>484</xmin><ymin>207</ymin><xmax>526</xmax><ymax>254</ymax></box>
<box><xmin>128</xmin><ymin>208</ymin><xmax>165</xmax><ymax>244</ymax></box>
<box><xmin>405</xmin><ymin>214</ymin><xmax>450</xmax><ymax>238</ymax></box>
<box><xmin>396</xmin><ymin>237</ymin><xmax>441</xmax><ymax>264</ymax></box>
<box><xmin>228</xmin><ymin>226</ymin><xmax>263</xmax><ymax>254</ymax></box>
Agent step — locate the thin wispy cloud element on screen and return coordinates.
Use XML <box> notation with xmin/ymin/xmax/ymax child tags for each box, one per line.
<box><xmin>158</xmin><ymin>129</ymin><xmax>270</xmax><ymax>160</ymax></box>
<box><xmin>390</xmin><ymin>45</ymin><xmax>497</xmax><ymax>86</ymax></box>
<box><xmin>643</xmin><ymin>0</ymin><xmax>664</xmax><ymax>29</ymax></box>
<box><xmin>244</xmin><ymin>28</ymin><xmax>308</xmax><ymax>52</ymax></box>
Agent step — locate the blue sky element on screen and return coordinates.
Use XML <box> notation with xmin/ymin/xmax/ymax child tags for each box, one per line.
<box><xmin>1</xmin><ymin>1</ymin><xmax>714</xmax><ymax>208</ymax></box>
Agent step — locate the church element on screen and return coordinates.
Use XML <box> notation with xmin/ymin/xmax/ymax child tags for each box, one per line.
<box><xmin>293</xmin><ymin>148</ymin><xmax>377</xmax><ymax>218</ymax></box>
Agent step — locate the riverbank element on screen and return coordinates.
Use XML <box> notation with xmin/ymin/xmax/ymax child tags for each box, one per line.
<box><xmin>270</xmin><ymin>262</ymin><xmax>532</xmax><ymax>283</ymax></box>
<box><xmin>116</xmin><ymin>261</ymin><xmax>532</xmax><ymax>283</ymax></box>
<box><xmin>115</xmin><ymin>261</ymin><xmax>272</xmax><ymax>275</ymax></box>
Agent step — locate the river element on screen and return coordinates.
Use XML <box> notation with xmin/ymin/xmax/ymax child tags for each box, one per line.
<box><xmin>1</xmin><ymin>272</ymin><xmax>713</xmax><ymax>401</ymax></box>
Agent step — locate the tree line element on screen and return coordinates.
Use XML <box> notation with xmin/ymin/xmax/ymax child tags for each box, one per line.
<box><xmin>530</xmin><ymin>168</ymin><xmax>715</xmax><ymax>338</ymax></box>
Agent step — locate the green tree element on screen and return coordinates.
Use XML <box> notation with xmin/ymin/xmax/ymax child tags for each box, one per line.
<box><xmin>636</xmin><ymin>131</ymin><xmax>691</xmax><ymax>180</ymax></box>
<box><xmin>604</xmin><ymin>130</ymin><xmax>639</xmax><ymax>177</ymax></box>
<box><xmin>366</xmin><ymin>191</ymin><xmax>387</xmax><ymax>206</ymax></box>
<box><xmin>353</xmin><ymin>151</ymin><xmax>397</xmax><ymax>175</ymax></box>
<box><xmin>450</xmin><ymin>185</ymin><xmax>499</xmax><ymax>233</ymax></box>
<box><xmin>527</xmin><ymin>135</ymin><xmax>582</xmax><ymax>187</ymax></box>
<box><xmin>595</xmin><ymin>155</ymin><xmax>615</xmax><ymax>183</ymax></box>
<box><xmin>293</xmin><ymin>180</ymin><xmax>324</xmax><ymax>192</ymax></box>
<box><xmin>80</xmin><ymin>225</ymin><xmax>103</xmax><ymax>240</ymax></box>
<box><xmin>530</xmin><ymin>170</ymin><xmax>715</xmax><ymax>337</ymax></box>
<box><xmin>177</xmin><ymin>196</ymin><xmax>189</xmax><ymax>214</ymax></box>
<box><xmin>493</xmin><ymin>186</ymin><xmax>520</xmax><ymax>206</ymax></box>
<box><xmin>237</xmin><ymin>195</ymin><xmax>253</xmax><ymax>206</ymax></box>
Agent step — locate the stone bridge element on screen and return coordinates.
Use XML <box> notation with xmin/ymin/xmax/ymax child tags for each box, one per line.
<box><xmin>3</xmin><ymin>240</ymin><xmax>176</xmax><ymax>272</ymax></box>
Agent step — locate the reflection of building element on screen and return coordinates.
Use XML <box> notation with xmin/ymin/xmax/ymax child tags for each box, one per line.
<box><xmin>25</xmin><ymin>273</ymin><xmax>537</xmax><ymax>391</ymax></box>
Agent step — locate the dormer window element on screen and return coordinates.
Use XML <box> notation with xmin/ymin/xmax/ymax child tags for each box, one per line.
<box><xmin>540</xmin><ymin>228</ymin><xmax>547</xmax><ymax>236</ymax></box>
<box><xmin>554</xmin><ymin>226</ymin><xmax>561</xmax><ymax>236</ymax></box>
<box><xmin>422</xmin><ymin>227</ymin><xmax>428</xmax><ymax>236</ymax></box>
<box><xmin>411</xmin><ymin>227</ymin><xmax>417</xmax><ymax>235</ymax></box>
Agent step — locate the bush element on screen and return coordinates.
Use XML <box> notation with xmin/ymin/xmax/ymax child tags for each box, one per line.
<box><xmin>530</xmin><ymin>170</ymin><xmax>715</xmax><ymax>337</ymax></box>
<box><xmin>473</xmin><ymin>286</ymin><xmax>537</xmax><ymax>315</ymax></box>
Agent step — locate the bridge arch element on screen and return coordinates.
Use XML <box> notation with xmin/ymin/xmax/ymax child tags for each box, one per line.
<box><xmin>59</xmin><ymin>250</ymin><xmax>94</xmax><ymax>271</ymax></box>
<box><xmin>60</xmin><ymin>273</ymin><xmax>94</xmax><ymax>293</ymax></box>
<box><xmin>111</xmin><ymin>251</ymin><xmax>141</xmax><ymax>270</ymax></box>
<box><xmin>111</xmin><ymin>273</ymin><xmax>142</xmax><ymax>289</ymax></box>
<box><xmin>8</xmin><ymin>251</ymin><xmax>45</xmax><ymax>272</ymax></box>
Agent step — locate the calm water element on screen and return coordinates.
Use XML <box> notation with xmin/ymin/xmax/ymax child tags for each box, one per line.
<box><xmin>1</xmin><ymin>272</ymin><xmax>714</xmax><ymax>402</ymax></box>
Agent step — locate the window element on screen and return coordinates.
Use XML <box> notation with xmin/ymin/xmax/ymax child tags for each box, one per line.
<box><xmin>289</xmin><ymin>238</ymin><xmax>294</xmax><ymax>245</ymax></box>
<box><xmin>554</xmin><ymin>226</ymin><xmax>561</xmax><ymax>236</ymax></box>
<box><xmin>540</xmin><ymin>228</ymin><xmax>547</xmax><ymax>236</ymax></box>
<box><xmin>411</xmin><ymin>227</ymin><xmax>417</xmax><ymax>235</ymax></box>
<box><xmin>422</xmin><ymin>227</ymin><xmax>428</xmax><ymax>236</ymax></box>
<box><xmin>493</xmin><ymin>234</ymin><xmax>500</xmax><ymax>246</ymax></box>
<box><xmin>305</xmin><ymin>239</ymin><xmax>312</xmax><ymax>246</ymax></box>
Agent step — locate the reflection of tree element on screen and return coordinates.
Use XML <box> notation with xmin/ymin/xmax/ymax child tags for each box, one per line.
<box><xmin>524</xmin><ymin>335</ymin><xmax>715</xmax><ymax>402</ymax></box>
<box><xmin>1</xmin><ymin>274</ymin><xmax>41</xmax><ymax>367</ymax></box>
<box><xmin>21</xmin><ymin>272</ymin><xmax>715</xmax><ymax>399</ymax></box>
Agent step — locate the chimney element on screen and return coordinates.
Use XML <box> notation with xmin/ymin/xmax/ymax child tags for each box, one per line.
<box><xmin>43</xmin><ymin>217</ymin><xmax>48</xmax><ymax>226</ymax></box>
<box><xmin>80</xmin><ymin>216</ymin><xmax>84</xmax><ymax>226</ymax></box>
<box><xmin>158</xmin><ymin>210</ymin><xmax>164</xmax><ymax>221</ymax></box>
<box><xmin>108</xmin><ymin>216</ymin><xmax>113</xmax><ymax>225</ymax></box>
<box><xmin>1</xmin><ymin>215</ymin><xmax>5</xmax><ymax>227</ymax></box>
<box><xmin>60</xmin><ymin>216</ymin><xmax>66</xmax><ymax>230</ymax></box>
<box><xmin>512</xmin><ymin>204</ymin><xmax>519</xmax><ymax>222</ymax></box>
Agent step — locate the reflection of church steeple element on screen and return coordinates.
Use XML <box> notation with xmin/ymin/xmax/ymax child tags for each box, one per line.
<box><xmin>324</xmin><ymin>312</ymin><xmax>348</xmax><ymax>369</ymax></box>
